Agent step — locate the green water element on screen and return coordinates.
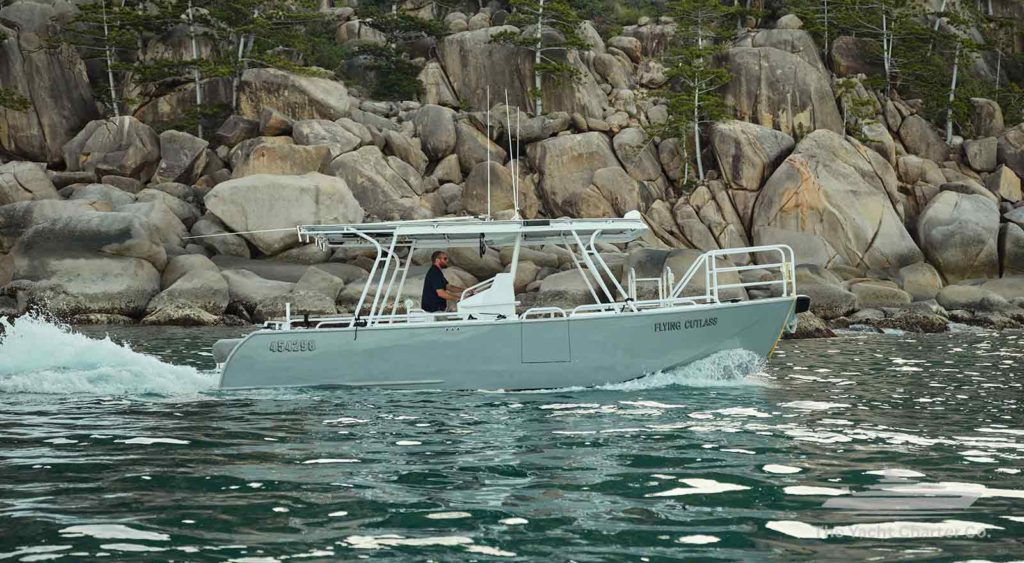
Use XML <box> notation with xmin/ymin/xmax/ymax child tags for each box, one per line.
<box><xmin>1</xmin><ymin>318</ymin><xmax>1022</xmax><ymax>561</ymax></box>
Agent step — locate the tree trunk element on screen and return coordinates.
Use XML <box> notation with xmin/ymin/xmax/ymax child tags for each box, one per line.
<box><xmin>534</xmin><ymin>0</ymin><xmax>544</xmax><ymax>115</ymax></box>
<box><xmin>187</xmin><ymin>0</ymin><xmax>203</xmax><ymax>138</ymax></box>
<box><xmin>693</xmin><ymin>88</ymin><xmax>704</xmax><ymax>181</ymax></box>
<box><xmin>945</xmin><ymin>44</ymin><xmax>960</xmax><ymax>144</ymax></box>
<box><xmin>995</xmin><ymin>49</ymin><xmax>1002</xmax><ymax>91</ymax></box>
<box><xmin>101</xmin><ymin>0</ymin><xmax>119</xmax><ymax>116</ymax></box>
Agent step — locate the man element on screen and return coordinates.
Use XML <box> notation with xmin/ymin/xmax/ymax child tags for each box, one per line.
<box><xmin>421</xmin><ymin>251</ymin><xmax>466</xmax><ymax>313</ymax></box>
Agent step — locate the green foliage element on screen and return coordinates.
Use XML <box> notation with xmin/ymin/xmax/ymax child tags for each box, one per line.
<box><xmin>0</xmin><ymin>87</ymin><xmax>31</xmax><ymax>111</ymax></box>
<box><xmin>349</xmin><ymin>42</ymin><xmax>424</xmax><ymax>100</ymax></box>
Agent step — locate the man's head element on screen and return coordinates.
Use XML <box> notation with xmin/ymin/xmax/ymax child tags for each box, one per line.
<box><xmin>431</xmin><ymin>250</ymin><xmax>449</xmax><ymax>269</ymax></box>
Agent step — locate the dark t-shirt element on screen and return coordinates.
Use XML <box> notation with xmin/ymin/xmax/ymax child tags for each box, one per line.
<box><xmin>421</xmin><ymin>265</ymin><xmax>449</xmax><ymax>312</ymax></box>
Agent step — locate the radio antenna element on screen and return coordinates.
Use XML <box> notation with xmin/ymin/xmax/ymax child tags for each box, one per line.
<box><xmin>485</xmin><ymin>85</ymin><xmax>491</xmax><ymax>221</ymax></box>
<box><xmin>503</xmin><ymin>90</ymin><xmax>520</xmax><ymax>220</ymax></box>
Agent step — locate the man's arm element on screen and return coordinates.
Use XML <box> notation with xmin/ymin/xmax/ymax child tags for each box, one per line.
<box><xmin>435</xmin><ymin>288</ymin><xmax>461</xmax><ymax>301</ymax></box>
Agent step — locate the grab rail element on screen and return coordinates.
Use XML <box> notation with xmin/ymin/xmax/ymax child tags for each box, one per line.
<box><xmin>669</xmin><ymin>244</ymin><xmax>796</xmax><ymax>303</ymax></box>
<box><xmin>521</xmin><ymin>307</ymin><xmax>567</xmax><ymax>319</ymax></box>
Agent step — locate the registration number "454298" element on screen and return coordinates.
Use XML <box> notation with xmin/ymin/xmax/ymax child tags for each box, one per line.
<box><xmin>269</xmin><ymin>339</ymin><xmax>316</xmax><ymax>353</ymax></box>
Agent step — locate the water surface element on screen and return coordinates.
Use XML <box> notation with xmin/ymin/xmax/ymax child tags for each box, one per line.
<box><xmin>1</xmin><ymin>317</ymin><xmax>1022</xmax><ymax>561</ymax></box>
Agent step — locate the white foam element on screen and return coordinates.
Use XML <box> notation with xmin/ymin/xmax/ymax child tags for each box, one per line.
<box><xmin>345</xmin><ymin>535</ymin><xmax>473</xmax><ymax>549</ymax></box>
<box><xmin>425</xmin><ymin>512</ymin><xmax>471</xmax><ymax>520</ymax></box>
<box><xmin>763</xmin><ymin>464</ymin><xmax>802</xmax><ymax>474</ymax></box>
<box><xmin>43</xmin><ymin>438</ymin><xmax>78</xmax><ymax>445</ymax></box>
<box><xmin>676</xmin><ymin>535</ymin><xmax>719</xmax><ymax>544</ymax></box>
<box><xmin>99</xmin><ymin>544</ymin><xmax>166</xmax><ymax>552</ymax></box>
<box><xmin>328</xmin><ymin>511</ymin><xmax>348</xmax><ymax>517</ymax></box>
<box><xmin>499</xmin><ymin>517</ymin><xmax>528</xmax><ymax>525</ymax></box>
<box><xmin>301</xmin><ymin>459</ymin><xmax>360</xmax><ymax>464</ymax></box>
<box><xmin>60</xmin><ymin>524</ymin><xmax>169</xmax><ymax>541</ymax></box>
<box><xmin>996</xmin><ymin>468</ymin><xmax>1020</xmax><ymax>474</ymax></box>
<box><xmin>877</xmin><ymin>481</ymin><xmax>1024</xmax><ymax>499</ymax></box>
<box><xmin>395</xmin><ymin>440</ymin><xmax>422</xmax><ymax>446</ymax></box>
<box><xmin>0</xmin><ymin>546</ymin><xmax>71</xmax><ymax>561</ymax></box>
<box><xmin>272</xmin><ymin>507</ymin><xmax>288</xmax><ymax>513</ymax></box>
<box><xmin>864</xmin><ymin>468</ymin><xmax>926</xmax><ymax>478</ymax></box>
<box><xmin>116</xmin><ymin>437</ymin><xmax>189</xmax><ymax>445</ymax></box>
<box><xmin>619</xmin><ymin>401</ymin><xmax>686</xmax><ymax>409</ymax></box>
<box><xmin>780</xmin><ymin>401</ymin><xmax>851</xmax><ymax>411</ymax></box>
<box><xmin>768</xmin><ymin>519</ymin><xmax>1001</xmax><ymax>539</ymax></box>
<box><xmin>599</xmin><ymin>349</ymin><xmax>769</xmax><ymax>390</ymax></box>
<box><xmin>783</xmin><ymin>486</ymin><xmax>849</xmax><ymax>496</ymax></box>
<box><xmin>0</xmin><ymin>315</ymin><xmax>216</xmax><ymax>395</ymax></box>
<box><xmin>721</xmin><ymin>448</ymin><xmax>756</xmax><ymax>455</ymax></box>
<box><xmin>1002</xmin><ymin>516</ymin><xmax>1024</xmax><ymax>523</ymax></box>
<box><xmin>646</xmin><ymin>478</ymin><xmax>750</xmax><ymax>497</ymax></box>
<box><xmin>465</xmin><ymin>545</ymin><xmax>516</xmax><ymax>557</ymax></box>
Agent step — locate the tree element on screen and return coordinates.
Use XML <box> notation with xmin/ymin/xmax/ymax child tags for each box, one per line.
<box><xmin>492</xmin><ymin>0</ymin><xmax>587</xmax><ymax>115</ymax></box>
<box><xmin>660</xmin><ymin>0</ymin><xmax>733</xmax><ymax>183</ymax></box>
<box><xmin>835</xmin><ymin>0</ymin><xmax>926</xmax><ymax>97</ymax></box>
<box><xmin>351</xmin><ymin>7</ymin><xmax>446</xmax><ymax>100</ymax></box>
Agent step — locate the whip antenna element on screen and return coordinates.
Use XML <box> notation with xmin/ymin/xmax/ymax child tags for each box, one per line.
<box><xmin>486</xmin><ymin>85</ymin><xmax>491</xmax><ymax>221</ymax></box>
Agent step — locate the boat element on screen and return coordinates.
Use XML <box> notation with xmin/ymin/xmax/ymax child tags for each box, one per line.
<box><xmin>212</xmin><ymin>210</ymin><xmax>809</xmax><ymax>390</ymax></box>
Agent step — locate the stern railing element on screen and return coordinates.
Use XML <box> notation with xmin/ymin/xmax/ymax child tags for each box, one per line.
<box><xmin>669</xmin><ymin>244</ymin><xmax>796</xmax><ymax>303</ymax></box>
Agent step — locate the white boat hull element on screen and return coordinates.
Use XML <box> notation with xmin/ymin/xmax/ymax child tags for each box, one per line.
<box><xmin>218</xmin><ymin>297</ymin><xmax>796</xmax><ymax>390</ymax></box>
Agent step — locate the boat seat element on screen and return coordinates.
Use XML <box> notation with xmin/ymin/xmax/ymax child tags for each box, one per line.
<box><xmin>457</xmin><ymin>273</ymin><xmax>517</xmax><ymax>320</ymax></box>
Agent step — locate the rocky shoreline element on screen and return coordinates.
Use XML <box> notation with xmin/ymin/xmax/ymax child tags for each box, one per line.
<box><xmin>2</xmin><ymin>2</ymin><xmax>1024</xmax><ymax>338</ymax></box>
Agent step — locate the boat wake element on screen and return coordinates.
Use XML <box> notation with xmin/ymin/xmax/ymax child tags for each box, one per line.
<box><xmin>598</xmin><ymin>349</ymin><xmax>771</xmax><ymax>390</ymax></box>
<box><xmin>0</xmin><ymin>315</ymin><xmax>217</xmax><ymax>396</ymax></box>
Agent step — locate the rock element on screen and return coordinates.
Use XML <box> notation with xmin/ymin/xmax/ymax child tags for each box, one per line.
<box><xmin>936</xmin><ymin>284</ymin><xmax>1010</xmax><ymax>312</ymax></box>
<box><xmin>102</xmin><ymin>175</ymin><xmax>143</xmax><ymax>194</ymax></box>
<box><xmin>455</xmin><ymin>121</ymin><xmax>507</xmax><ymax>173</ymax></box>
<box><xmin>0</xmin><ymin>199</ymin><xmax>108</xmax><ymax>253</ymax></box>
<box><xmin>136</xmin><ymin>189</ymin><xmax>199</xmax><ymax>227</ymax></box>
<box><xmin>151</xmin><ymin>130</ymin><xmax>208</xmax><ymax>185</ymax></box>
<box><xmin>985</xmin><ymin>165</ymin><xmax>1022</xmax><ymax>203</ymax></box>
<box><xmin>294</xmin><ymin>266</ymin><xmax>345</xmax><ymax>302</ymax></box>
<box><xmin>189</xmin><ymin>214</ymin><xmax>250</xmax><ymax>258</ymax></box>
<box><xmin>897</xmin><ymin>155</ymin><xmax>946</xmax><ymax>186</ymax></box>
<box><xmin>62</xmin><ymin>117</ymin><xmax>161</xmax><ymax>182</ymax></box>
<box><xmin>418</xmin><ymin>61</ymin><xmax>459</xmax><ymax>107</ymax></box>
<box><xmin>0</xmin><ymin>22</ymin><xmax>98</xmax><ymax>164</ymax></box>
<box><xmin>232</xmin><ymin>143</ymin><xmax>331</xmax><ymax>178</ymax></box>
<box><xmin>7</xmin><ymin>213</ymin><xmax>166</xmax><ymax>317</ymax></box>
<box><xmin>620</xmin><ymin>21</ymin><xmax>677</xmax><ymax>58</ymax></box>
<box><xmin>784</xmin><ymin>311</ymin><xmax>835</xmax><ymax>339</ymax></box>
<box><xmin>48</xmin><ymin>170</ymin><xmax>96</xmax><ymax>189</ymax></box>
<box><xmin>690</xmin><ymin>183</ymin><xmax>750</xmax><ymax>257</ymax></box>
<box><xmin>437</xmin><ymin>26</ymin><xmax>605</xmax><ymax>117</ymax></box>
<box><xmin>335</xmin><ymin>19</ymin><xmax>386</xmax><ymax>44</ymax></box>
<box><xmin>527</xmin><ymin>132</ymin><xmax>619</xmax><ymax>218</ymax></box>
<box><xmin>980</xmin><ymin>277</ymin><xmax>1024</xmax><ymax>302</ymax></box>
<box><xmin>970</xmin><ymin>98</ymin><xmax>1004</xmax><ymax>138</ymax></box>
<box><xmin>146</xmin><ymin>268</ymin><xmax>229</xmax><ymax>315</ymax></box>
<box><xmin>898</xmin><ymin>261</ymin><xmax>944</xmax><ymax>301</ymax></box>
<box><xmin>593</xmin><ymin>53</ymin><xmax>632</xmax><ymax>89</ymax></box>
<box><xmin>998</xmin><ymin>123</ymin><xmax>1024</xmax><ymax>179</ymax></box>
<box><xmin>940</xmin><ymin>180</ymin><xmax>998</xmax><ymax>205</ymax></box>
<box><xmin>917</xmin><ymin>191</ymin><xmax>999</xmax><ymax>283</ymax></box>
<box><xmin>431</xmin><ymin>154</ymin><xmax>462</xmax><ymax>184</ymax></box>
<box><xmin>161</xmin><ymin>254</ymin><xmax>218</xmax><ymax>288</ymax></box>
<box><xmin>68</xmin><ymin>183</ymin><xmax>136</xmax><ymax>208</ymax></box>
<box><xmin>1000</xmin><ymin>223</ymin><xmax>1024</xmax><ymax>277</ymax></box>
<box><xmin>899</xmin><ymin>115</ymin><xmax>948</xmax><ymax>162</ymax></box>
<box><xmin>848</xmin><ymin>280</ymin><xmax>912</xmax><ymax>308</ymax></box>
<box><xmin>776</xmin><ymin>14</ymin><xmax>803</xmax><ymax>29</ymax></box>
<box><xmin>753</xmin><ymin>130</ymin><xmax>921</xmax><ymax>273</ymax></box>
<box><xmin>710</xmin><ymin>121</ymin><xmax>794</xmax><ymax>227</ymax></box>
<box><xmin>205</xmin><ymin>172</ymin><xmax>365</xmax><ymax>255</ymax></box>
<box><xmin>963</xmin><ymin>137</ymin><xmax>998</xmax><ymax>172</ymax></box>
<box><xmin>259</xmin><ymin>108</ymin><xmax>293</xmax><ymax>136</ymax></box>
<box><xmin>663</xmin><ymin>249</ymin><xmax>747</xmax><ymax>301</ymax></box>
<box><xmin>467</xmin><ymin>11</ymin><xmax>490</xmax><ymax>31</ymax></box>
<box><xmin>592</xmin><ymin>166</ymin><xmax>644</xmax><ymax>216</ymax></box>
<box><xmin>463</xmin><ymin>161</ymin><xmax>514</xmax><ymax>216</ymax></box>
<box><xmin>383</xmin><ymin>130</ymin><xmax>428</xmax><ymax>174</ymax></box>
<box><xmin>214</xmin><ymin>115</ymin><xmax>259</xmax><ymax>147</ymax></box>
<box><xmin>222</xmin><ymin>268</ymin><xmax>293</xmax><ymax>312</ymax></box>
<box><xmin>608</xmin><ymin>36</ymin><xmax>642</xmax><ymax>63</ymax></box>
<box><xmin>335</xmin><ymin>118</ymin><xmax>374</xmax><ymax>146</ymax></box>
<box><xmin>292</xmin><ymin>119</ymin><xmax>361</xmax><ymax>156</ymax></box>
<box><xmin>414</xmin><ymin>105</ymin><xmax>457</xmax><ymax>161</ymax></box>
<box><xmin>238</xmin><ymin>68</ymin><xmax>350</xmax><ymax>122</ymax></box>
<box><xmin>612</xmin><ymin>127</ymin><xmax>662</xmax><ymax>182</ymax></box>
<box><xmin>117</xmin><ymin>200</ymin><xmax>187</xmax><ymax>247</ymax></box>
<box><xmin>830</xmin><ymin>36</ymin><xmax>883</xmax><ymax>77</ymax></box>
<box><xmin>722</xmin><ymin>45</ymin><xmax>842</xmax><ymax>136</ymax></box>
<box><xmin>141</xmin><ymin>306</ymin><xmax>221</xmax><ymax>326</ymax></box>
<box><xmin>636</xmin><ymin>60</ymin><xmax>667</xmax><ymax>88</ymax></box>
<box><xmin>271</xmin><ymin>243</ymin><xmax>331</xmax><ymax>264</ymax></box>
<box><xmin>800</xmin><ymin>283</ymin><xmax>858</xmax><ymax>319</ymax></box>
<box><xmin>657</xmin><ymin>138</ymin><xmax>684</xmax><ymax>182</ymax></box>
<box><xmin>860</xmin><ymin>121</ymin><xmax>896</xmax><ymax>166</ymax></box>
<box><xmin>328</xmin><ymin>146</ymin><xmax>424</xmax><ymax>220</ymax></box>
<box><xmin>672</xmin><ymin>200</ymin><xmax>720</xmax><ymax>252</ymax></box>
<box><xmin>0</xmin><ymin>161</ymin><xmax>59</xmax><ymax>205</ymax></box>
<box><xmin>448</xmin><ymin>246</ymin><xmax>503</xmax><ymax>279</ymax></box>
<box><xmin>873</xmin><ymin>309</ymin><xmax>949</xmax><ymax>333</ymax></box>
<box><xmin>532</xmin><ymin>268</ymin><xmax>600</xmax><ymax>309</ymax></box>
<box><xmin>579</xmin><ymin>21</ymin><xmax>605</xmax><ymax>54</ymax></box>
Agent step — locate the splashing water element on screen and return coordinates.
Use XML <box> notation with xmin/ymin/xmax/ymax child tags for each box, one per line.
<box><xmin>599</xmin><ymin>349</ymin><xmax>770</xmax><ymax>390</ymax></box>
<box><xmin>0</xmin><ymin>315</ymin><xmax>217</xmax><ymax>395</ymax></box>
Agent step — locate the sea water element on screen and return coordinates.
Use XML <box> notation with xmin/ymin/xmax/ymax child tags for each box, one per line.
<box><xmin>1</xmin><ymin>315</ymin><xmax>1022</xmax><ymax>561</ymax></box>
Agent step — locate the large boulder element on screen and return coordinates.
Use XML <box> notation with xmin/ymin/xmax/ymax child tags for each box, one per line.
<box><xmin>898</xmin><ymin>261</ymin><xmax>944</xmax><ymax>301</ymax></box>
<box><xmin>0</xmin><ymin>198</ymin><xmax>108</xmax><ymax>253</ymax></box>
<box><xmin>917</xmin><ymin>191</ymin><xmax>1000</xmax><ymax>283</ymax></box>
<box><xmin>328</xmin><ymin>146</ymin><xmax>425</xmax><ymax>220</ymax></box>
<box><xmin>463</xmin><ymin>161</ymin><xmax>514</xmax><ymax>216</ymax></box>
<box><xmin>437</xmin><ymin>26</ymin><xmax>605</xmax><ymax>117</ymax></box>
<box><xmin>936</xmin><ymin>284</ymin><xmax>1010</xmax><ymax>312</ymax></box>
<box><xmin>752</xmin><ymin>130</ymin><xmax>922</xmax><ymax>273</ymax></box>
<box><xmin>455</xmin><ymin>121</ymin><xmax>507</xmax><ymax>173</ymax></box>
<box><xmin>117</xmin><ymin>200</ymin><xmax>188</xmax><ymax>247</ymax></box>
<box><xmin>899</xmin><ymin>115</ymin><xmax>948</xmax><ymax>162</ymax></box>
<box><xmin>527</xmin><ymin>132</ymin><xmax>619</xmax><ymax>217</ymax></box>
<box><xmin>0</xmin><ymin>161</ymin><xmax>60</xmax><ymax>205</ymax></box>
<box><xmin>231</xmin><ymin>143</ymin><xmax>331</xmax><ymax>178</ymax></box>
<box><xmin>998</xmin><ymin>123</ymin><xmax>1024</xmax><ymax>179</ymax></box>
<box><xmin>722</xmin><ymin>45</ymin><xmax>842</xmax><ymax>137</ymax></box>
<box><xmin>0</xmin><ymin>22</ymin><xmax>98</xmax><ymax>164</ymax></box>
<box><xmin>146</xmin><ymin>268</ymin><xmax>229</xmax><ymax>316</ymax></box>
<box><xmin>999</xmin><ymin>223</ymin><xmax>1024</xmax><ymax>277</ymax></box>
<box><xmin>971</xmin><ymin>98</ymin><xmax>1004</xmax><ymax>138</ymax></box>
<box><xmin>62</xmin><ymin>117</ymin><xmax>161</xmax><ymax>182</ymax></box>
<box><xmin>418</xmin><ymin>61</ymin><xmax>459</xmax><ymax>107</ymax></box>
<box><xmin>414</xmin><ymin>105</ymin><xmax>457</xmax><ymax>161</ymax></box>
<box><xmin>189</xmin><ymin>214</ymin><xmax>250</xmax><ymax>258</ymax></box>
<box><xmin>6</xmin><ymin>213</ymin><xmax>166</xmax><ymax>317</ymax></box>
<box><xmin>151</xmin><ymin>130</ymin><xmax>208</xmax><ymax>185</ymax></box>
<box><xmin>985</xmin><ymin>164</ymin><xmax>1022</xmax><ymax>203</ymax></box>
<box><xmin>205</xmin><ymin>172</ymin><xmax>365</xmax><ymax>255</ymax></box>
<box><xmin>383</xmin><ymin>130</ymin><xmax>428</xmax><ymax>174</ymax></box>
<box><xmin>291</xmin><ymin>119</ymin><xmax>361</xmax><ymax>156</ymax></box>
<box><xmin>237</xmin><ymin>68</ymin><xmax>350</xmax><ymax>121</ymax></box>
<box><xmin>734</xmin><ymin>29</ymin><xmax>827</xmax><ymax>75</ymax></box>
<box><xmin>710</xmin><ymin>121</ymin><xmax>794</xmax><ymax>228</ymax></box>
<box><xmin>963</xmin><ymin>137</ymin><xmax>998</xmax><ymax>173</ymax></box>
<box><xmin>612</xmin><ymin>128</ymin><xmax>664</xmax><ymax>182</ymax></box>
<box><xmin>221</xmin><ymin>268</ymin><xmax>293</xmax><ymax>312</ymax></box>
<box><xmin>830</xmin><ymin>36</ymin><xmax>883</xmax><ymax>77</ymax></box>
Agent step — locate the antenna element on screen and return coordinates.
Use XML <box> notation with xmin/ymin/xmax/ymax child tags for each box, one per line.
<box><xmin>514</xmin><ymin>106</ymin><xmax>521</xmax><ymax>219</ymax></box>
<box><xmin>503</xmin><ymin>90</ymin><xmax>521</xmax><ymax>221</ymax></box>
<box><xmin>486</xmin><ymin>85</ymin><xmax>491</xmax><ymax>221</ymax></box>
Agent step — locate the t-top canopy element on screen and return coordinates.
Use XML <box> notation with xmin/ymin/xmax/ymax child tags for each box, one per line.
<box><xmin>298</xmin><ymin>213</ymin><xmax>649</xmax><ymax>249</ymax></box>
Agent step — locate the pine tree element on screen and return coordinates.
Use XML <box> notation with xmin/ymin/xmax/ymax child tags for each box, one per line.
<box><xmin>661</xmin><ymin>0</ymin><xmax>733</xmax><ymax>183</ymax></box>
<box><xmin>352</xmin><ymin>5</ymin><xmax>446</xmax><ymax>100</ymax></box>
<box><xmin>491</xmin><ymin>0</ymin><xmax>587</xmax><ymax>115</ymax></box>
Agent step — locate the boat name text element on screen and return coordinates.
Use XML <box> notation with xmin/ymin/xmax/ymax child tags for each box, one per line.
<box><xmin>654</xmin><ymin>317</ymin><xmax>718</xmax><ymax>332</ymax></box>
<box><xmin>269</xmin><ymin>339</ymin><xmax>316</xmax><ymax>353</ymax></box>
